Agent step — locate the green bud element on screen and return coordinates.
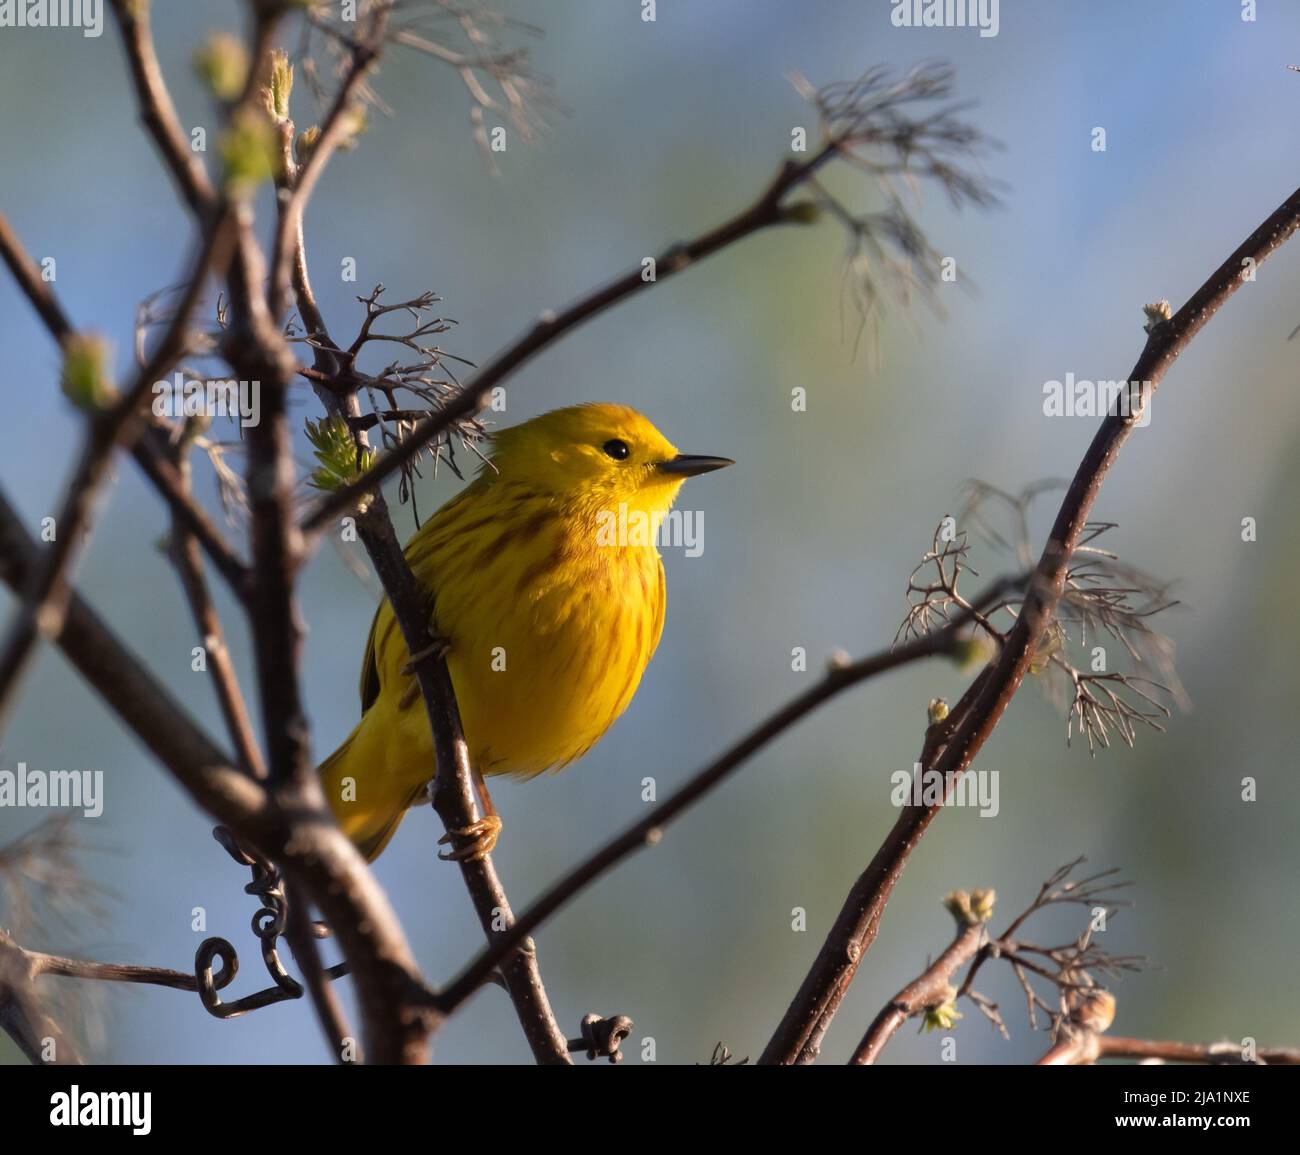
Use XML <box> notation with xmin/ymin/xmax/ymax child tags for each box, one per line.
<box><xmin>927</xmin><ymin>697</ymin><xmax>949</xmax><ymax>725</ymax></box>
<box><xmin>61</xmin><ymin>334</ymin><xmax>114</xmax><ymax>411</ymax></box>
<box><xmin>922</xmin><ymin>992</ymin><xmax>962</xmax><ymax>1033</ymax></box>
<box><xmin>970</xmin><ymin>888</ymin><xmax>996</xmax><ymax>923</ymax></box>
<box><xmin>265</xmin><ymin>50</ymin><xmax>293</xmax><ymax>123</ymax></box>
<box><xmin>193</xmin><ymin>32</ymin><xmax>249</xmax><ymax>103</ymax></box>
<box><xmin>306</xmin><ymin>416</ymin><xmax>375</xmax><ymax>495</ymax></box>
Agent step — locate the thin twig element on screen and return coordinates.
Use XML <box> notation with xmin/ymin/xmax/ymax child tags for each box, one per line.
<box><xmin>132</xmin><ymin>430</ymin><xmax>252</xmax><ymax>600</ymax></box>
<box><xmin>164</xmin><ymin>432</ymin><xmax>266</xmax><ymax>777</ymax></box>
<box><xmin>851</xmin><ymin>919</ymin><xmax>985</xmax><ymax>1064</ymax></box>
<box><xmin>109</xmin><ymin>0</ymin><xmax>217</xmax><ymax>216</ymax></box>
<box><xmin>0</xmin><ymin>212</ymin><xmax>74</xmax><ymax>342</ymax></box>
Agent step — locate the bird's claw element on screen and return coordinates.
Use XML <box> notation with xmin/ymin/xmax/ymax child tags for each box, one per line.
<box><xmin>437</xmin><ymin>814</ymin><xmax>502</xmax><ymax>862</ymax></box>
<box><xmin>402</xmin><ymin>634</ymin><xmax>452</xmax><ymax>676</ymax></box>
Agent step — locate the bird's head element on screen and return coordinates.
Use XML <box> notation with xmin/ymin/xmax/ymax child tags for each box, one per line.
<box><xmin>486</xmin><ymin>403</ymin><xmax>732</xmax><ymax>514</ymax></box>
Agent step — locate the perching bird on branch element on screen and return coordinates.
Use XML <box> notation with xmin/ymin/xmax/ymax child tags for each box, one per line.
<box><xmin>320</xmin><ymin>403</ymin><xmax>732</xmax><ymax>861</ymax></box>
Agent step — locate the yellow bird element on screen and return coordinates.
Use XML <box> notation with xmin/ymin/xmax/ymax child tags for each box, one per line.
<box><xmin>320</xmin><ymin>403</ymin><xmax>732</xmax><ymax>862</ymax></box>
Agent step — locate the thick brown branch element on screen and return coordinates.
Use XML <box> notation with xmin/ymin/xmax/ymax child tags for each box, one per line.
<box><xmin>221</xmin><ymin>212</ymin><xmax>310</xmax><ymax>792</ymax></box>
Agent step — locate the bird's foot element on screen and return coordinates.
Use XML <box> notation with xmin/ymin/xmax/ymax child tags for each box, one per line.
<box><xmin>437</xmin><ymin>814</ymin><xmax>503</xmax><ymax>863</ymax></box>
<box><xmin>402</xmin><ymin>634</ymin><xmax>452</xmax><ymax>676</ymax></box>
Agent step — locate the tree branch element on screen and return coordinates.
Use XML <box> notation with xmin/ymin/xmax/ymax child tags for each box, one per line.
<box><xmin>132</xmin><ymin>430</ymin><xmax>252</xmax><ymax>601</ymax></box>
<box><xmin>1039</xmin><ymin>1034</ymin><xmax>1300</xmax><ymax>1065</ymax></box>
<box><xmin>0</xmin><ymin>211</ymin><xmax>74</xmax><ymax>343</ymax></box>
<box><xmin>0</xmin><ymin>931</ymin><xmax>82</xmax><ymax>1064</ymax></box>
<box><xmin>850</xmin><ymin>920</ymin><xmax>985</xmax><ymax>1065</ymax></box>
<box><xmin>353</xmin><ymin>502</ymin><xmax>572</xmax><ymax>1062</ymax></box>
<box><xmin>109</xmin><ymin>0</ymin><xmax>217</xmax><ymax>217</ymax></box>
<box><xmin>163</xmin><ymin>431</ymin><xmax>266</xmax><ymax>777</ymax></box>
<box><xmin>759</xmin><ymin>179</ymin><xmax>1300</xmax><ymax>1064</ymax></box>
<box><xmin>0</xmin><ymin>212</ymin><xmax>237</xmax><ymax>735</ymax></box>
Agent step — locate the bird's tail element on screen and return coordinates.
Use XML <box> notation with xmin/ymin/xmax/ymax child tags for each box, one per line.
<box><xmin>319</xmin><ymin>713</ymin><xmax>425</xmax><ymax>862</ymax></box>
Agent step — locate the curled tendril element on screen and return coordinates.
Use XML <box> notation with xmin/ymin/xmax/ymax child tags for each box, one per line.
<box><xmin>195</xmin><ymin>826</ymin><xmax>326</xmax><ymax>1019</ymax></box>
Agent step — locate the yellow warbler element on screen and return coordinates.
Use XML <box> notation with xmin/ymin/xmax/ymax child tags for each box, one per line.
<box><xmin>320</xmin><ymin>403</ymin><xmax>732</xmax><ymax>861</ymax></box>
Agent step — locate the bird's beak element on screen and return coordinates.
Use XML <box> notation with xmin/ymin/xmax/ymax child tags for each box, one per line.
<box><xmin>655</xmin><ymin>454</ymin><xmax>734</xmax><ymax>478</ymax></box>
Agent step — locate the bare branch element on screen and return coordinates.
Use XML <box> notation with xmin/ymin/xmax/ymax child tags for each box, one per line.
<box><xmin>109</xmin><ymin>0</ymin><xmax>217</xmax><ymax>216</ymax></box>
<box><xmin>760</xmin><ymin>177</ymin><xmax>1300</xmax><ymax>1064</ymax></box>
<box><xmin>0</xmin><ymin>212</ymin><xmax>74</xmax><ymax>344</ymax></box>
<box><xmin>163</xmin><ymin>426</ymin><xmax>266</xmax><ymax>777</ymax></box>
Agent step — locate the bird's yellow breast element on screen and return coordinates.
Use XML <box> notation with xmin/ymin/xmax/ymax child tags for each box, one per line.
<box><xmin>363</xmin><ymin>479</ymin><xmax>667</xmax><ymax>780</ymax></box>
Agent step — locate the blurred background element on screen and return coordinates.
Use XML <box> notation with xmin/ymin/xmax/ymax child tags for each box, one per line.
<box><xmin>2</xmin><ymin>0</ymin><xmax>1299</xmax><ymax>1065</ymax></box>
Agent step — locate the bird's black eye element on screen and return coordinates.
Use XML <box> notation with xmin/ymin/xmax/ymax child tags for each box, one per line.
<box><xmin>603</xmin><ymin>438</ymin><xmax>631</xmax><ymax>461</ymax></box>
